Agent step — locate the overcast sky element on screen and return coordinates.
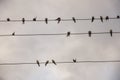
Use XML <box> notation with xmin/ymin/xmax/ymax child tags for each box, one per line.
<box><xmin>0</xmin><ymin>0</ymin><xmax>120</xmax><ymax>80</ymax></box>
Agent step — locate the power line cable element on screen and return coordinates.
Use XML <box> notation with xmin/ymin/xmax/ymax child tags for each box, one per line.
<box><xmin>0</xmin><ymin>16</ymin><xmax>120</xmax><ymax>24</ymax></box>
<box><xmin>0</xmin><ymin>30</ymin><xmax>119</xmax><ymax>37</ymax></box>
<box><xmin>0</xmin><ymin>59</ymin><xmax>120</xmax><ymax>66</ymax></box>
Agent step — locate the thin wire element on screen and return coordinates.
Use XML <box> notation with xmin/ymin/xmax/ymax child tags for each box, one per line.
<box><xmin>0</xmin><ymin>31</ymin><xmax>119</xmax><ymax>37</ymax></box>
<box><xmin>0</xmin><ymin>60</ymin><xmax>120</xmax><ymax>66</ymax></box>
<box><xmin>0</xmin><ymin>16</ymin><xmax>120</xmax><ymax>23</ymax></box>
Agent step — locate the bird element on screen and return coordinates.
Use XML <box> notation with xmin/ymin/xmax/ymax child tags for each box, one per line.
<box><xmin>88</xmin><ymin>31</ymin><xmax>92</xmax><ymax>37</ymax></box>
<box><xmin>105</xmin><ymin>16</ymin><xmax>109</xmax><ymax>20</ymax></box>
<box><xmin>12</xmin><ymin>32</ymin><xmax>15</xmax><ymax>36</ymax></box>
<box><xmin>100</xmin><ymin>16</ymin><xmax>103</xmax><ymax>22</ymax></box>
<box><xmin>22</xmin><ymin>18</ymin><xmax>25</xmax><ymax>24</ymax></box>
<box><xmin>56</xmin><ymin>17</ymin><xmax>61</xmax><ymax>24</ymax></box>
<box><xmin>36</xmin><ymin>60</ymin><xmax>40</xmax><ymax>67</ymax></box>
<box><xmin>110</xmin><ymin>29</ymin><xmax>113</xmax><ymax>37</ymax></box>
<box><xmin>73</xmin><ymin>59</ymin><xmax>77</xmax><ymax>63</ymax></box>
<box><xmin>45</xmin><ymin>60</ymin><xmax>49</xmax><ymax>66</ymax></box>
<box><xmin>52</xmin><ymin>59</ymin><xmax>57</xmax><ymax>65</ymax></box>
<box><xmin>33</xmin><ymin>17</ymin><xmax>37</xmax><ymax>21</ymax></box>
<box><xmin>117</xmin><ymin>15</ymin><xmax>120</xmax><ymax>19</ymax></box>
<box><xmin>67</xmin><ymin>31</ymin><xmax>71</xmax><ymax>37</ymax></box>
<box><xmin>72</xmin><ymin>17</ymin><xmax>76</xmax><ymax>23</ymax></box>
<box><xmin>7</xmin><ymin>18</ymin><xmax>10</xmax><ymax>21</ymax></box>
<box><xmin>91</xmin><ymin>16</ymin><xmax>95</xmax><ymax>22</ymax></box>
<box><xmin>45</xmin><ymin>18</ymin><xmax>48</xmax><ymax>24</ymax></box>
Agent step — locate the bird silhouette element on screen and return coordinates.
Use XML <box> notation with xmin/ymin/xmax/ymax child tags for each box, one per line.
<box><xmin>67</xmin><ymin>31</ymin><xmax>71</xmax><ymax>37</ymax></box>
<box><xmin>52</xmin><ymin>60</ymin><xmax>57</xmax><ymax>65</ymax></box>
<box><xmin>88</xmin><ymin>31</ymin><xmax>92</xmax><ymax>37</ymax></box>
<box><xmin>56</xmin><ymin>17</ymin><xmax>61</xmax><ymax>24</ymax></box>
<box><xmin>105</xmin><ymin>16</ymin><xmax>109</xmax><ymax>20</ymax></box>
<box><xmin>110</xmin><ymin>29</ymin><xmax>113</xmax><ymax>37</ymax></box>
<box><xmin>117</xmin><ymin>15</ymin><xmax>120</xmax><ymax>19</ymax></box>
<box><xmin>72</xmin><ymin>17</ymin><xmax>76</xmax><ymax>23</ymax></box>
<box><xmin>12</xmin><ymin>32</ymin><xmax>15</xmax><ymax>36</ymax></box>
<box><xmin>100</xmin><ymin>16</ymin><xmax>103</xmax><ymax>22</ymax></box>
<box><xmin>36</xmin><ymin>60</ymin><xmax>40</xmax><ymax>67</ymax></box>
<box><xmin>45</xmin><ymin>60</ymin><xmax>49</xmax><ymax>66</ymax></box>
<box><xmin>33</xmin><ymin>17</ymin><xmax>37</xmax><ymax>21</ymax></box>
<box><xmin>7</xmin><ymin>18</ymin><xmax>10</xmax><ymax>21</ymax></box>
<box><xmin>73</xmin><ymin>59</ymin><xmax>77</xmax><ymax>63</ymax></box>
<box><xmin>91</xmin><ymin>16</ymin><xmax>95</xmax><ymax>22</ymax></box>
<box><xmin>22</xmin><ymin>18</ymin><xmax>25</xmax><ymax>24</ymax></box>
<box><xmin>45</xmin><ymin>18</ymin><xmax>48</xmax><ymax>24</ymax></box>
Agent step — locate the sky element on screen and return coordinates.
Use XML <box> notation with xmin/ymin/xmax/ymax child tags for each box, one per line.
<box><xmin>0</xmin><ymin>0</ymin><xmax>120</xmax><ymax>80</ymax></box>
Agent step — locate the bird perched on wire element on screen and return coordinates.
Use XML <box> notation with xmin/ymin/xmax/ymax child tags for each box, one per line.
<box><xmin>100</xmin><ymin>16</ymin><xmax>103</xmax><ymax>22</ymax></box>
<box><xmin>52</xmin><ymin>59</ymin><xmax>57</xmax><ymax>65</ymax></box>
<box><xmin>67</xmin><ymin>31</ymin><xmax>71</xmax><ymax>37</ymax></box>
<box><xmin>22</xmin><ymin>18</ymin><xmax>25</xmax><ymax>24</ymax></box>
<box><xmin>72</xmin><ymin>17</ymin><xmax>76</xmax><ymax>23</ymax></box>
<box><xmin>91</xmin><ymin>16</ymin><xmax>95</xmax><ymax>22</ymax></box>
<box><xmin>7</xmin><ymin>18</ymin><xmax>10</xmax><ymax>21</ymax></box>
<box><xmin>45</xmin><ymin>60</ymin><xmax>49</xmax><ymax>66</ymax></box>
<box><xmin>105</xmin><ymin>16</ymin><xmax>109</xmax><ymax>21</ymax></box>
<box><xmin>88</xmin><ymin>31</ymin><xmax>92</xmax><ymax>37</ymax></box>
<box><xmin>12</xmin><ymin>32</ymin><xmax>15</xmax><ymax>36</ymax></box>
<box><xmin>110</xmin><ymin>29</ymin><xmax>113</xmax><ymax>37</ymax></box>
<box><xmin>56</xmin><ymin>17</ymin><xmax>61</xmax><ymax>24</ymax></box>
<box><xmin>45</xmin><ymin>18</ymin><xmax>48</xmax><ymax>24</ymax></box>
<box><xmin>33</xmin><ymin>17</ymin><xmax>37</xmax><ymax>21</ymax></box>
<box><xmin>36</xmin><ymin>60</ymin><xmax>40</xmax><ymax>67</ymax></box>
<box><xmin>117</xmin><ymin>15</ymin><xmax>120</xmax><ymax>19</ymax></box>
<box><xmin>73</xmin><ymin>59</ymin><xmax>77</xmax><ymax>63</ymax></box>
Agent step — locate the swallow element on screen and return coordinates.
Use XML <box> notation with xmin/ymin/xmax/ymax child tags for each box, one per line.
<box><xmin>36</xmin><ymin>60</ymin><xmax>40</xmax><ymax>67</ymax></box>
<box><xmin>52</xmin><ymin>59</ymin><xmax>57</xmax><ymax>65</ymax></box>
<box><xmin>12</xmin><ymin>32</ymin><xmax>15</xmax><ymax>36</ymax></box>
<box><xmin>45</xmin><ymin>18</ymin><xmax>48</xmax><ymax>24</ymax></box>
<box><xmin>88</xmin><ymin>31</ymin><xmax>92</xmax><ymax>37</ymax></box>
<box><xmin>33</xmin><ymin>17</ymin><xmax>37</xmax><ymax>21</ymax></box>
<box><xmin>72</xmin><ymin>17</ymin><xmax>76</xmax><ymax>23</ymax></box>
<box><xmin>91</xmin><ymin>16</ymin><xmax>95</xmax><ymax>22</ymax></box>
<box><xmin>22</xmin><ymin>18</ymin><xmax>25</xmax><ymax>24</ymax></box>
<box><xmin>100</xmin><ymin>16</ymin><xmax>103</xmax><ymax>22</ymax></box>
<box><xmin>56</xmin><ymin>17</ymin><xmax>61</xmax><ymax>24</ymax></box>
<box><xmin>117</xmin><ymin>15</ymin><xmax>120</xmax><ymax>19</ymax></box>
<box><xmin>45</xmin><ymin>60</ymin><xmax>49</xmax><ymax>66</ymax></box>
<box><xmin>105</xmin><ymin>16</ymin><xmax>109</xmax><ymax>20</ymax></box>
<box><xmin>73</xmin><ymin>59</ymin><xmax>76</xmax><ymax>63</ymax></box>
<box><xmin>67</xmin><ymin>31</ymin><xmax>71</xmax><ymax>37</ymax></box>
<box><xmin>110</xmin><ymin>29</ymin><xmax>113</xmax><ymax>37</ymax></box>
<box><xmin>7</xmin><ymin>18</ymin><xmax>10</xmax><ymax>21</ymax></box>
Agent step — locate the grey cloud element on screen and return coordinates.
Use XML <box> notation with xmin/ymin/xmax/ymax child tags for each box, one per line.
<box><xmin>0</xmin><ymin>77</ymin><xmax>4</xmax><ymax>80</ymax></box>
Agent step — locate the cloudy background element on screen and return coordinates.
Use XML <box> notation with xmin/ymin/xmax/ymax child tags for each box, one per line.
<box><xmin>0</xmin><ymin>0</ymin><xmax>120</xmax><ymax>80</ymax></box>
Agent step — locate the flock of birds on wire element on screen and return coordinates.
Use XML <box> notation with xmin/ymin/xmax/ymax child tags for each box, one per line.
<box><xmin>9</xmin><ymin>29</ymin><xmax>115</xmax><ymax>37</ymax></box>
<box><xmin>0</xmin><ymin>15</ymin><xmax>119</xmax><ymax>24</ymax></box>
<box><xmin>36</xmin><ymin>60</ymin><xmax>56</xmax><ymax>67</ymax></box>
<box><xmin>36</xmin><ymin>59</ymin><xmax>77</xmax><ymax>67</ymax></box>
<box><xmin>0</xmin><ymin>15</ymin><xmax>119</xmax><ymax>37</ymax></box>
<box><xmin>35</xmin><ymin>59</ymin><xmax>120</xmax><ymax>67</ymax></box>
<box><xmin>0</xmin><ymin>15</ymin><xmax>118</xmax><ymax>37</ymax></box>
<box><xmin>0</xmin><ymin>16</ymin><xmax>119</xmax><ymax>67</ymax></box>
